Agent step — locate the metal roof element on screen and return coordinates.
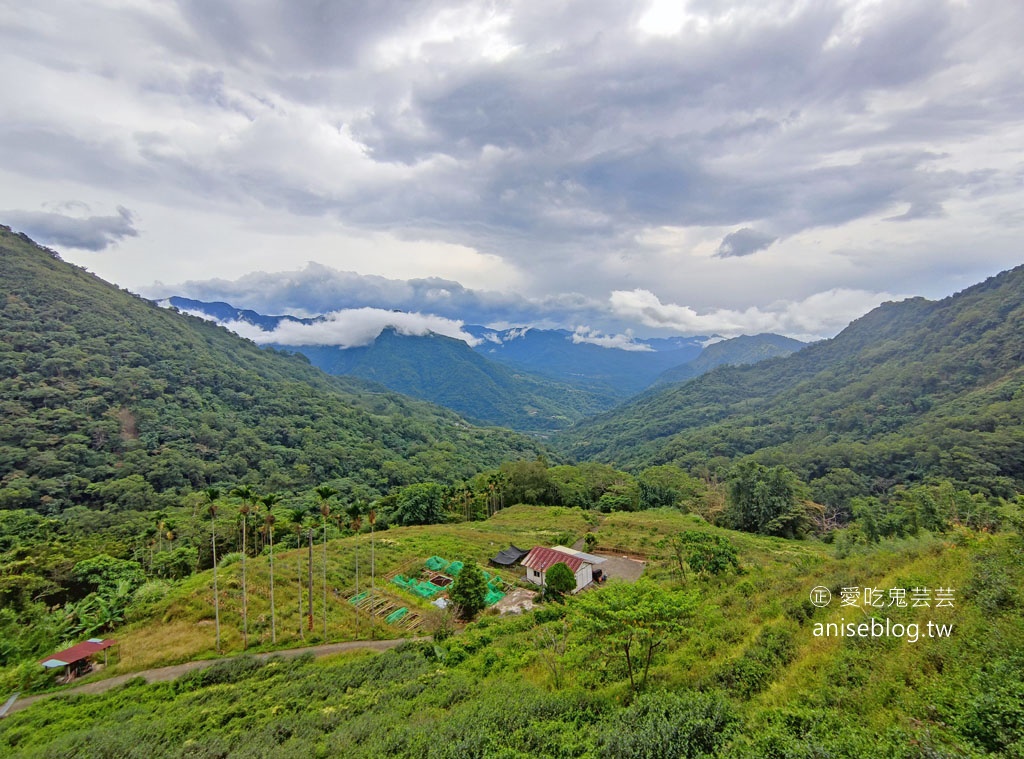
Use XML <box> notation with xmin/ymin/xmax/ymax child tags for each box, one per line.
<box><xmin>551</xmin><ymin>546</ymin><xmax>606</xmax><ymax>564</ymax></box>
<box><xmin>39</xmin><ymin>638</ymin><xmax>115</xmax><ymax>668</ymax></box>
<box><xmin>522</xmin><ymin>546</ymin><xmax>587</xmax><ymax>573</ymax></box>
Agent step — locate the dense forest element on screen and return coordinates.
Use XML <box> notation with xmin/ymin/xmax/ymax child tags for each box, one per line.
<box><xmin>557</xmin><ymin>268</ymin><xmax>1024</xmax><ymax>499</ymax></box>
<box><xmin>277</xmin><ymin>328</ymin><xmax>619</xmax><ymax>432</ymax></box>
<box><xmin>0</xmin><ymin>225</ymin><xmax>549</xmax><ymax>517</ymax></box>
<box><xmin>1</xmin><ymin>227</ymin><xmax>1022</xmax><ymax>757</ymax></box>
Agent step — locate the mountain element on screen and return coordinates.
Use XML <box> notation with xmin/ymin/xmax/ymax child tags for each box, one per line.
<box><xmin>654</xmin><ymin>333</ymin><xmax>806</xmax><ymax>385</ymax></box>
<box><xmin>169</xmin><ymin>299</ymin><xmax>712</xmax><ymax>400</ymax></box>
<box><xmin>467</xmin><ymin>326</ymin><xmax>708</xmax><ymax>396</ymax></box>
<box><xmin>166</xmin><ymin>301</ymin><xmax>802</xmax><ymax>430</ymax></box>
<box><xmin>0</xmin><ymin>226</ymin><xmax>549</xmax><ymax>514</ymax></box>
<box><xmin>166</xmin><ymin>298</ymin><xmax>620</xmax><ymax>431</ymax></box>
<box><xmin>270</xmin><ymin>328</ymin><xmax>620</xmax><ymax>431</ymax></box>
<box><xmin>556</xmin><ymin>266</ymin><xmax>1024</xmax><ymax>496</ymax></box>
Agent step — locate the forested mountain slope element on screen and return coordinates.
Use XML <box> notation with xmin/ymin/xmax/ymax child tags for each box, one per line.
<box><xmin>557</xmin><ymin>266</ymin><xmax>1024</xmax><ymax>496</ymax></box>
<box><xmin>0</xmin><ymin>226</ymin><xmax>547</xmax><ymax>514</ymax></box>
<box><xmin>287</xmin><ymin>328</ymin><xmax>619</xmax><ymax>431</ymax></box>
<box><xmin>654</xmin><ymin>333</ymin><xmax>806</xmax><ymax>385</ymax></box>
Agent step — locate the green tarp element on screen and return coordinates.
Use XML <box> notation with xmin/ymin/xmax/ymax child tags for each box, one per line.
<box><xmin>385</xmin><ymin>608</ymin><xmax>408</xmax><ymax>624</ymax></box>
<box><xmin>425</xmin><ymin>556</ymin><xmax>447</xmax><ymax>571</ymax></box>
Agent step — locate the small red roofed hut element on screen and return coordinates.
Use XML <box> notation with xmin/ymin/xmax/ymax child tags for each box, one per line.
<box><xmin>39</xmin><ymin>638</ymin><xmax>116</xmax><ymax>683</ymax></box>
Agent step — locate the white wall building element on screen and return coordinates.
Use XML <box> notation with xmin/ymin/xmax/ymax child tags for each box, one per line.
<box><xmin>522</xmin><ymin>546</ymin><xmax>603</xmax><ymax>593</ymax></box>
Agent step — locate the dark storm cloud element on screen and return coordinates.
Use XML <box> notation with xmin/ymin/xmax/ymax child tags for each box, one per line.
<box><xmin>158</xmin><ymin>263</ymin><xmax>610</xmax><ymax>328</ymax></box>
<box><xmin>716</xmin><ymin>228</ymin><xmax>776</xmax><ymax>258</ymax></box>
<box><xmin>176</xmin><ymin>0</ymin><xmax>449</xmax><ymax>68</ymax></box>
<box><xmin>3</xmin><ymin>207</ymin><xmax>139</xmax><ymax>251</ymax></box>
<box><xmin>2</xmin><ymin>0</ymin><xmax>1024</xmax><ymax>318</ymax></box>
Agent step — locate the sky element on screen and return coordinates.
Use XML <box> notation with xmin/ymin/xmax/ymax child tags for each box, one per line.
<box><xmin>2</xmin><ymin>0</ymin><xmax>1023</xmax><ymax>342</ymax></box>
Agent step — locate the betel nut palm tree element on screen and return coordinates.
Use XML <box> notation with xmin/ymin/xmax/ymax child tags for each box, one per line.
<box><xmin>229</xmin><ymin>484</ymin><xmax>257</xmax><ymax>649</ymax></box>
<box><xmin>260</xmin><ymin>492</ymin><xmax>282</xmax><ymax>644</ymax></box>
<box><xmin>203</xmin><ymin>486</ymin><xmax>222</xmax><ymax>652</ymax></box>
<box><xmin>314</xmin><ymin>485</ymin><xmax>339</xmax><ymax>640</ymax></box>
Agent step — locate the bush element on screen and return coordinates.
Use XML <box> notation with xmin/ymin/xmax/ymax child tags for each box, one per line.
<box><xmin>598</xmin><ymin>689</ymin><xmax>737</xmax><ymax>759</ymax></box>
<box><xmin>715</xmin><ymin>624</ymin><xmax>796</xmax><ymax>699</ymax></box>
<box><xmin>545</xmin><ymin>562</ymin><xmax>576</xmax><ymax>598</ymax></box>
<box><xmin>965</xmin><ymin>554</ymin><xmax>1018</xmax><ymax>614</ymax></box>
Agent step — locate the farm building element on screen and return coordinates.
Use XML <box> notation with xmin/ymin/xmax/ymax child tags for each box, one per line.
<box><xmin>39</xmin><ymin>638</ymin><xmax>116</xmax><ymax>683</ymax></box>
<box><xmin>521</xmin><ymin>546</ymin><xmax>605</xmax><ymax>593</ymax></box>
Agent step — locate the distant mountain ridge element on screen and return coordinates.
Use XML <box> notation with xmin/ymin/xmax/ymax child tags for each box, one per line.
<box><xmin>465</xmin><ymin>325</ymin><xmax>709</xmax><ymax>396</ymax></box>
<box><xmin>556</xmin><ymin>266</ymin><xmax>1024</xmax><ymax>496</ymax></box>
<box><xmin>270</xmin><ymin>329</ymin><xmax>620</xmax><ymax>431</ymax></box>
<box><xmin>167</xmin><ymin>297</ymin><xmax>806</xmax><ymax>431</ymax></box>
<box><xmin>653</xmin><ymin>333</ymin><xmax>806</xmax><ymax>385</ymax></box>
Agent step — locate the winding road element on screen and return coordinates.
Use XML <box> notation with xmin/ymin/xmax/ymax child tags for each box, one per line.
<box><xmin>3</xmin><ymin>637</ymin><xmax>425</xmax><ymax>718</ymax></box>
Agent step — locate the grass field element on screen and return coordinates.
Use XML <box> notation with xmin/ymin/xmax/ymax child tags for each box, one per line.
<box><xmin>4</xmin><ymin>508</ymin><xmax>1020</xmax><ymax>757</ymax></box>
<box><xmin>107</xmin><ymin>505</ymin><xmax>597</xmax><ymax>672</ymax></box>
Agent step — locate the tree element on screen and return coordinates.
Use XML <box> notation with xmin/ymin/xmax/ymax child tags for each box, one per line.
<box><xmin>637</xmin><ymin>465</ymin><xmax>705</xmax><ymax>511</ymax></box>
<box><xmin>368</xmin><ymin>507</ymin><xmax>377</xmax><ymax>635</ymax></box>
<box><xmin>535</xmin><ymin>618</ymin><xmax>570</xmax><ymax>689</ymax></box>
<box><xmin>314</xmin><ymin>485</ymin><xmax>338</xmax><ymax>641</ymax></box>
<box><xmin>726</xmin><ymin>461</ymin><xmax>809</xmax><ymax>538</ymax></box>
<box><xmin>448</xmin><ymin>561</ymin><xmax>487</xmax><ymax>620</ymax></box>
<box><xmin>287</xmin><ymin>507</ymin><xmax>307</xmax><ymax>640</ymax></box>
<box><xmin>203</xmin><ymin>487</ymin><xmax>221</xmax><ymax>652</ymax></box>
<box><xmin>391</xmin><ymin>482</ymin><xmax>446</xmax><ymax>526</ymax></box>
<box><xmin>347</xmin><ymin>500</ymin><xmax>365</xmax><ymax>637</ymax></box>
<box><xmin>260</xmin><ymin>492</ymin><xmax>282</xmax><ymax>644</ymax></box>
<box><xmin>660</xmin><ymin>531</ymin><xmax>739</xmax><ymax>581</ymax></box>
<box><xmin>229</xmin><ymin>484</ymin><xmax>258</xmax><ymax>648</ymax></box>
<box><xmin>572</xmin><ymin>581</ymin><xmax>695</xmax><ymax>696</ymax></box>
<box><xmin>545</xmin><ymin>562</ymin><xmax>576</xmax><ymax>598</ymax></box>
<box><xmin>72</xmin><ymin>554</ymin><xmax>145</xmax><ymax>598</ymax></box>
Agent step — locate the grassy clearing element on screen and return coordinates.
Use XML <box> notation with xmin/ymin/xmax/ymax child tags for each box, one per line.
<box><xmin>105</xmin><ymin>506</ymin><xmax>593</xmax><ymax>672</ymax></box>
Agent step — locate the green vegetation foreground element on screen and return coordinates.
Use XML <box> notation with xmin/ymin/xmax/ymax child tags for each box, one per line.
<box><xmin>2</xmin><ymin>509</ymin><xmax>1021</xmax><ymax>758</ymax></box>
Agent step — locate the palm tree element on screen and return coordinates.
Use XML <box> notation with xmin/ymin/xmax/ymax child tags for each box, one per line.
<box><xmin>287</xmin><ymin>507</ymin><xmax>307</xmax><ymax>640</ymax></box>
<box><xmin>348</xmin><ymin>506</ymin><xmax>363</xmax><ymax>638</ymax></box>
<box><xmin>154</xmin><ymin>510</ymin><xmax>168</xmax><ymax>553</ymax></box>
<box><xmin>203</xmin><ymin>487</ymin><xmax>221</xmax><ymax>652</ymax></box>
<box><xmin>369</xmin><ymin>506</ymin><xmax>376</xmax><ymax>639</ymax></box>
<box><xmin>261</xmin><ymin>493</ymin><xmax>282</xmax><ymax>644</ymax></box>
<box><xmin>313</xmin><ymin>485</ymin><xmax>339</xmax><ymax>641</ymax></box>
<box><xmin>230</xmin><ymin>484</ymin><xmax>257</xmax><ymax>649</ymax></box>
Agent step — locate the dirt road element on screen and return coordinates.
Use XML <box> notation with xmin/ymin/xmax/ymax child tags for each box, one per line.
<box><xmin>4</xmin><ymin>637</ymin><xmax>425</xmax><ymax>718</ymax></box>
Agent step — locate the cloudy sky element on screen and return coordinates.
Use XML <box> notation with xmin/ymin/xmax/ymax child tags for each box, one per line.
<box><xmin>2</xmin><ymin>0</ymin><xmax>1023</xmax><ymax>341</ymax></box>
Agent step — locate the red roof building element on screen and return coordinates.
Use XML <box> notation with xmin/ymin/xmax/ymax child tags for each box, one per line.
<box><xmin>522</xmin><ymin>546</ymin><xmax>586</xmax><ymax>573</ymax></box>
<box><xmin>40</xmin><ymin>638</ymin><xmax>116</xmax><ymax>682</ymax></box>
<box><xmin>522</xmin><ymin>546</ymin><xmax>594</xmax><ymax>593</ymax></box>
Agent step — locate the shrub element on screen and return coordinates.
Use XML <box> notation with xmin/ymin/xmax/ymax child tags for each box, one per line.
<box><xmin>598</xmin><ymin>690</ymin><xmax>737</xmax><ymax>759</ymax></box>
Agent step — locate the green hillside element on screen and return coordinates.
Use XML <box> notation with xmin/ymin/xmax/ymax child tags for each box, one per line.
<box><xmin>288</xmin><ymin>329</ymin><xmax>619</xmax><ymax>431</ymax></box>
<box><xmin>654</xmin><ymin>333</ymin><xmax>806</xmax><ymax>386</ymax></box>
<box><xmin>2</xmin><ymin>507</ymin><xmax>1021</xmax><ymax>758</ymax></box>
<box><xmin>0</xmin><ymin>225</ymin><xmax>548</xmax><ymax>515</ymax></box>
<box><xmin>557</xmin><ymin>267</ymin><xmax>1024</xmax><ymax>497</ymax></box>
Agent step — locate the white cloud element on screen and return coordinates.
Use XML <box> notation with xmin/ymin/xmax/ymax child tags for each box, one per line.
<box><xmin>609</xmin><ymin>287</ymin><xmax>906</xmax><ymax>340</ymax></box>
<box><xmin>501</xmin><ymin>327</ymin><xmax>531</xmax><ymax>341</ymax></box>
<box><xmin>215</xmin><ymin>308</ymin><xmax>481</xmax><ymax>348</ymax></box>
<box><xmin>571</xmin><ymin>326</ymin><xmax>654</xmax><ymax>352</ymax></box>
<box><xmin>2</xmin><ymin>0</ymin><xmax>1023</xmax><ymax>334</ymax></box>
